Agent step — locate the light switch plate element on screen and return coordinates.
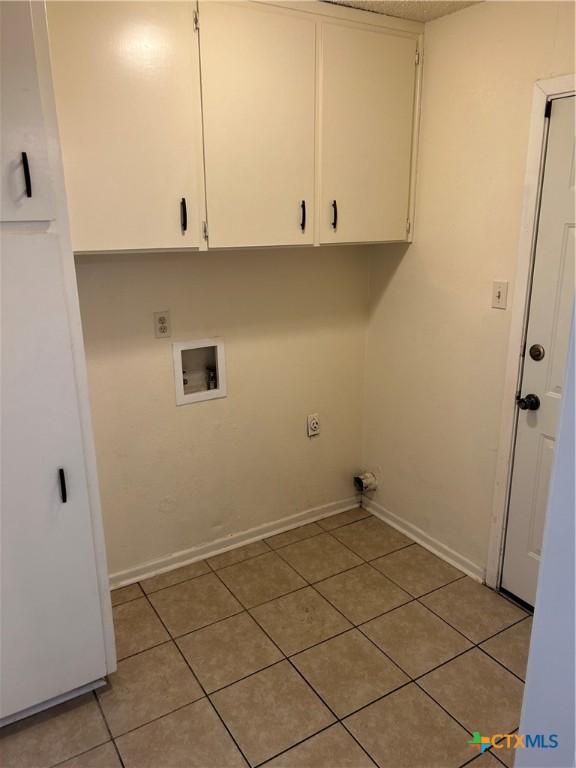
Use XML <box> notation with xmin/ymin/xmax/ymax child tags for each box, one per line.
<box><xmin>492</xmin><ymin>281</ymin><xmax>509</xmax><ymax>310</ymax></box>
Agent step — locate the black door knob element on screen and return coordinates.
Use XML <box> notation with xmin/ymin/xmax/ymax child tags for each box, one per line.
<box><xmin>517</xmin><ymin>394</ymin><xmax>540</xmax><ymax>411</ymax></box>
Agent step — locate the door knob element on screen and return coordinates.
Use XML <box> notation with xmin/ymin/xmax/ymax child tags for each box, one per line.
<box><xmin>517</xmin><ymin>394</ymin><xmax>540</xmax><ymax>411</ymax></box>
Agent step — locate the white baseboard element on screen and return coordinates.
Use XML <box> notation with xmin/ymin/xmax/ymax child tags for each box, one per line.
<box><xmin>362</xmin><ymin>497</ymin><xmax>485</xmax><ymax>582</ymax></box>
<box><xmin>110</xmin><ymin>496</ymin><xmax>361</xmax><ymax>588</ymax></box>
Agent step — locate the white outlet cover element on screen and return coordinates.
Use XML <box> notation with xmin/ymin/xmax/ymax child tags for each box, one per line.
<box><xmin>154</xmin><ymin>310</ymin><xmax>171</xmax><ymax>338</ymax></box>
<box><xmin>307</xmin><ymin>413</ymin><xmax>320</xmax><ymax>437</ymax></box>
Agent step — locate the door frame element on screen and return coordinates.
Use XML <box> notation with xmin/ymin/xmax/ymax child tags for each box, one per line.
<box><xmin>486</xmin><ymin>74</ymin><xmax>575</xmax><ymax>591</ymax></box>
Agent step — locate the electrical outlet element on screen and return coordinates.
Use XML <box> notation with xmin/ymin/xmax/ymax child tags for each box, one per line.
<box><xmin>307</xmin><ymin>413</ymin><xmax>320</xmax><ymax>437</ymax></box>
<box><xmin>491</xmin><ymin>281</ymin><xmax>509</xmax><ymax>310</ymax></box>
<box><xmin>154</xmin><ymin>310</ymin><xmax>171</xmax><ymax>338</ymax></box>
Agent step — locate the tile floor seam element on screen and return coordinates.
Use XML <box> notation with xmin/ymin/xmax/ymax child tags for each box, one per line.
<box><xmin>128</xmin><ymin>513</ymin><xmax>407</xmax><ymax>610</ymax></box>
<box><xmin>407</xmin><ymin>599</ymin><xmax>529</xmax><ymax>679</ymax></box>
<box><xmin>216</xmin><ymin>552</ymin><xmax>308</xmax><ymax>609</ymax></box>
<box><xmin>367</xmin><ymin>565</ymin><xmax>467</xmax><ymax>600</ymax></box>
<box><xmin>410</xmin><ymin>646</ymin><xmax>480</xmax><ymax>683</ymax></box>
<box><xmin>475</xmin><ymin>614</ymin><xmax>532</xmax><ymax>645</ymax></box>
<box><xmin>206</xmin><ymin>566</ymin><xmax>380</xmax><ymax>767</ymax></box>
<box><xmin>412</xmin><ymin>679</ymin><xmax>477</xmax><ymax>738</ymax></box>
<box><xmin>312</xmin><ymin>577</ymin><xmax>418</xmax><ymax>631</ymax></box>
<box><xmin>110</xmin><ymin>594</ymin><xmax>144</xmax><ymax>607</ymax></box>
<box><xmin>206</xmin><ymin>540</ymin><xmax>274</xmax><ymax>573</ymax></box>
<box><xmin>206</xmin><ymin>571</ymin><xmax>340</xmax><ymax>767</ymax></box>
<box><xmin>210</xmin><ymin>568</ymin><xmax>291</xmax><ymax>662</ymax></box>
<box><xmin>139</xmin><ymin>573</ymin><xmax>210</xmax><ymax>595</ymax></box>
<box><xmin>104</xmin><ymin>637</ymin><xmax>175</xmax><ymax>665</ymax></box>
<box><xmin>115</xmin><ymin>635</ymin><xmax>171</xmax><ymax>664</ymax></box>
<box><xmin>142</xmin><ymin>589</ymin><xmax>253</xmax><ymax>768</ymax></box>
<box><xmin>205</xmin><ymin>656</ymin><xmax>287</xmax><ymax>697</ymax></box>
<box><xmin>166</xmin><ymin>607</ymin><xmax>246</xmax><ymax>642</ymax></box>
<box><xmin>326</xmin><ymin>521</ymin><xmax>416</xmax><ymax>566</ymax></box>
<box><xmin>231</xmin><ymin>582</ymin><xmax>312</xmax><ymax>612</ymax></box>
<box><xmin>265</xmin><ymin>511</ymin><xmax>372</xmax><ymax>552</ymax></box>
<box><xmin>250</xmin><ymin>723</ymin><xmax>336</xmax><ymax>768</ymax></box>
<box><xmin>48</xmin><ymin>741</ymin><xmax>117</xmax><ymax>768</ymax></box>
<box><xmin>271</xmin><ymin>539</ymin><xmax>363</xmax><ymax>586</ymax></box>
<box><xmin>281</xmin><ymin>652</ymin><xmax>388</xmax><ymax>767</ymax></box>
<box><xmin>413</xmin><ymin>595</ymin><xmax>484</xmax><ymax>644</ymax></box>
<box><xmin>92</xmin><ymin>693</ymin><xmax>126</xmax><ymax>768</ymax></box>
<box><xmin>354</xmin><ymin>618</ymin><xmax>441</xmax><ymax>681</ymax></box>
<box><xmin>44</xmin><ymin>693</ymin><xmax>115</xmax><ymax>768</ymax></box>
<box><xmin>475</xmin><ymin>644</ymin><xmax>527</xmax><ymax>684</ymax></box>
<box><xmin>110</xmin><ymin>700</ymin><xmax>204</xmax><ymax>742</ymax></box>
<box><xmin>107</xmin><ymin>519</ymin><xmax>526</xmax><ymax>765</ymax></box>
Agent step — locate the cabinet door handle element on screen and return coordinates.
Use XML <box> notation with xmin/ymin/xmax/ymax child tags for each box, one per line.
<box><xmin>331</xmin><ymin>199</ymin><xmax>338</xmax><ymax>230</ymax></box>
<box><xmin>180</xmin><ymin>197</ymin><xmax>187</xmax><ymax>233</ymax></box>
<box><xmin>58</xmin><ymin>468</ymin><xmax>67</xmax><ymax>503</ymax></box>
<box><xmin>21</xmin><ymin>152</ymin><xmax>32</xmax><ymax>198</ymax></box>
<box><xmin>300</xmin><ymin>200</ymin><xmax>306</xmax><ymax>232</ymax></box>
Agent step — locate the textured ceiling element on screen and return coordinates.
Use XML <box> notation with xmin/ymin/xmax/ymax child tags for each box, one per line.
<box><xmin>326</xmin><ymin>1</ymin><xmax>479</xmax><ymax>23</ymax></box>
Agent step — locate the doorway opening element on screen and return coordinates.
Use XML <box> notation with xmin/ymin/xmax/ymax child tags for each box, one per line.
<box><xmin>487</xmin><ymin>79</ymin><xmax>575</xmax><ymax>607</ymax></box>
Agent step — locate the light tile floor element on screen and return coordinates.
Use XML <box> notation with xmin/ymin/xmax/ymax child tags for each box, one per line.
<box><xmin>1</xmin><ymin>509</ymin><xmax>532</xmax><ymax>768</ymax></box>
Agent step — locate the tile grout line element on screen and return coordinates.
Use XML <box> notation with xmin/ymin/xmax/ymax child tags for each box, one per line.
<box><xmin>92</xmin><ymin>692</ymin><xmax>127</xmax><ymax>768</ymax></box>
<box><xmin>105</xmin><ymin>514</ymin><xmax>528</xmax><ymax>765</ymax></box>
<box><xmin>210</xmin><ymin>563</ymin><xmax>378</xmax><ymax>768</ymax></box>
<box><xmin>116</xmin><ymin>509</ymin><xmax>373</xmax><ymax>600</ymax></box>
<box><xmin>46</xmin><ymin>694</ymin><xmax>120</xmax><ymax>768</ymax></box>
<box><xmin>212</xmin><ymin>569</ymin><xmax>381</xmax><ymax>768</ymax></box>
<box><xmin>254</xmin><ymin>720</ymin><xmax>378</xmax><ymax>768</ymax></box>
<box><xmin>475</xmin><ymin>614</ymin><xmax>532</xmax><ymax>646</ymax></box>
<box><xmin>413</xmin><ymin>679</ymin><xmax>477</xmax><ymax>739</ymax></box>
<box><xmin>123</xmin><ymin>508</ymin><xmax>371</xmax><ymax>599</ymax></box>
<box><xmin>475</xmin><ymin>644</ymin><xmax>527</xmax><ymax>685</ymax></box>
<box><xmin>412</xmin><ymin>594</ymin><xmax>530</xmax><ymax>681</ymax></box>
<box><xmin>141</xmin><ymin>588</ymin><xmax>254</xmax><ymax>768</ymax></box>
<box><xmin>115</xmin><ymin>564</ymin><xmax>527</xmax><ymax>700</ymax></box>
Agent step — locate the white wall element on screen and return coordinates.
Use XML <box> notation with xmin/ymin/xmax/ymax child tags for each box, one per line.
<box><xmin>76</xmin><ymin>247</ymin><xmax>371</xmax><ymax>578</ymax></box>
<box><xmin>362</xmin><ymin>1</ymin><xmax>575</xmax><ymax>572</ymax></box>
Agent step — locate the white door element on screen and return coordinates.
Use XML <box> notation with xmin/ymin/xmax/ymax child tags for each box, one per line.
<box><xmin>47</xmin><ymin>2</ymin><xmax>204</xmax><ymax>252</ymax></box>
<box><xmin>502</xmin><ymin>96</ymin><xmax>575</xmax><ymax>606</ymax></box>
<box><xmin>319</xmin><ymin>22</ymin><xmax>417</xmax><ymax>244</ymax></box>
<box><xmin>199</xmin><ymin>2</ymin><xmax>315</xmax><ymax>248</ymax></box>
<box><xmin>0</xmin><ymin>233</ymin><xmax>107</xmax><ymax>718</ymax></box>
<box><xmin>0</xmin><ymin>1</ymin><xmax>55</xmax><ymax>222</ymax></box>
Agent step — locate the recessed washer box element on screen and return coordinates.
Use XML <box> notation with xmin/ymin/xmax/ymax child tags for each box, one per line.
<box><xmin>172</xmin><ymin>339</ymin><xmax>227</xmax><ymax>405</ymax></box>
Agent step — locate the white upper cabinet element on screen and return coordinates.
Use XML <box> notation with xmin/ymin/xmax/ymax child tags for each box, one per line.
<box><xmin>47</xmin><ymin>1</ymin><xmax>422</xmax><ymax>250</ymax></box>
<box><xmin>319</xmin><ymin>22</ymin><xmax>418</xmax><ymax>243</ymax></box>
<box><xmin>47</xmin><ymin>2</ymin><xmax>205</xmax><ymax>252</ymax></box>
<box><xmin>199</xmin><ymin>2</ymin><xmax>316</xmax><ymax>248</ymax></box>
<box><xmin>1</xmin><ymin>1</ymin><xmax>55</xmax><ymax>222</ymax></box>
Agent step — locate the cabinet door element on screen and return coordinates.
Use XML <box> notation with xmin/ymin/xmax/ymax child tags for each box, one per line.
<box><xmin>199</xmin><ymin>2</ymin><xmax>315</xmax><ymax>248</ymax></box>
<box><xmin>320</xmin><ymin>23</ymin><xmax>417</xmax><ymax>243</ymax></box>
<box><xmin>1</xmin><ymin>233</ymin><xmax>107</xmax><ymax>718</ymax></box>
<box><xmin>47</xmin><ymin>2</ymin><xmax>204</xmax><ymax>252</ymax></box>
<box><xmin>0</xmin><ymin>1</ymin><xmax>55</xmax><ymax>222</ymax></box>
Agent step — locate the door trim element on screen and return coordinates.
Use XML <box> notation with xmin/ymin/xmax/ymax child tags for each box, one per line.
<box><xmin>486</xmin><ymin>74</ymin><xmax>575</xmax><ymax>590</ymax></box>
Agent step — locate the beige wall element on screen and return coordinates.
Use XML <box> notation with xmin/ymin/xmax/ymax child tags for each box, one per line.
<box><xmin>76</xmin><ymin>247</ymin><xmax>371</xmax><ymax>576</ymax></box>
<box><xmin>362</xmin><ymin>1</ymin><xmax>575</xmax><ymax>572</ymax></box>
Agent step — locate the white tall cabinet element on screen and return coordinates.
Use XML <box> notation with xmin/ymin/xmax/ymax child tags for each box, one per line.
<box><xmin>0</xmin><ymin>2</ymin><xmax>114</xmax><ymax>723</ymax></box>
